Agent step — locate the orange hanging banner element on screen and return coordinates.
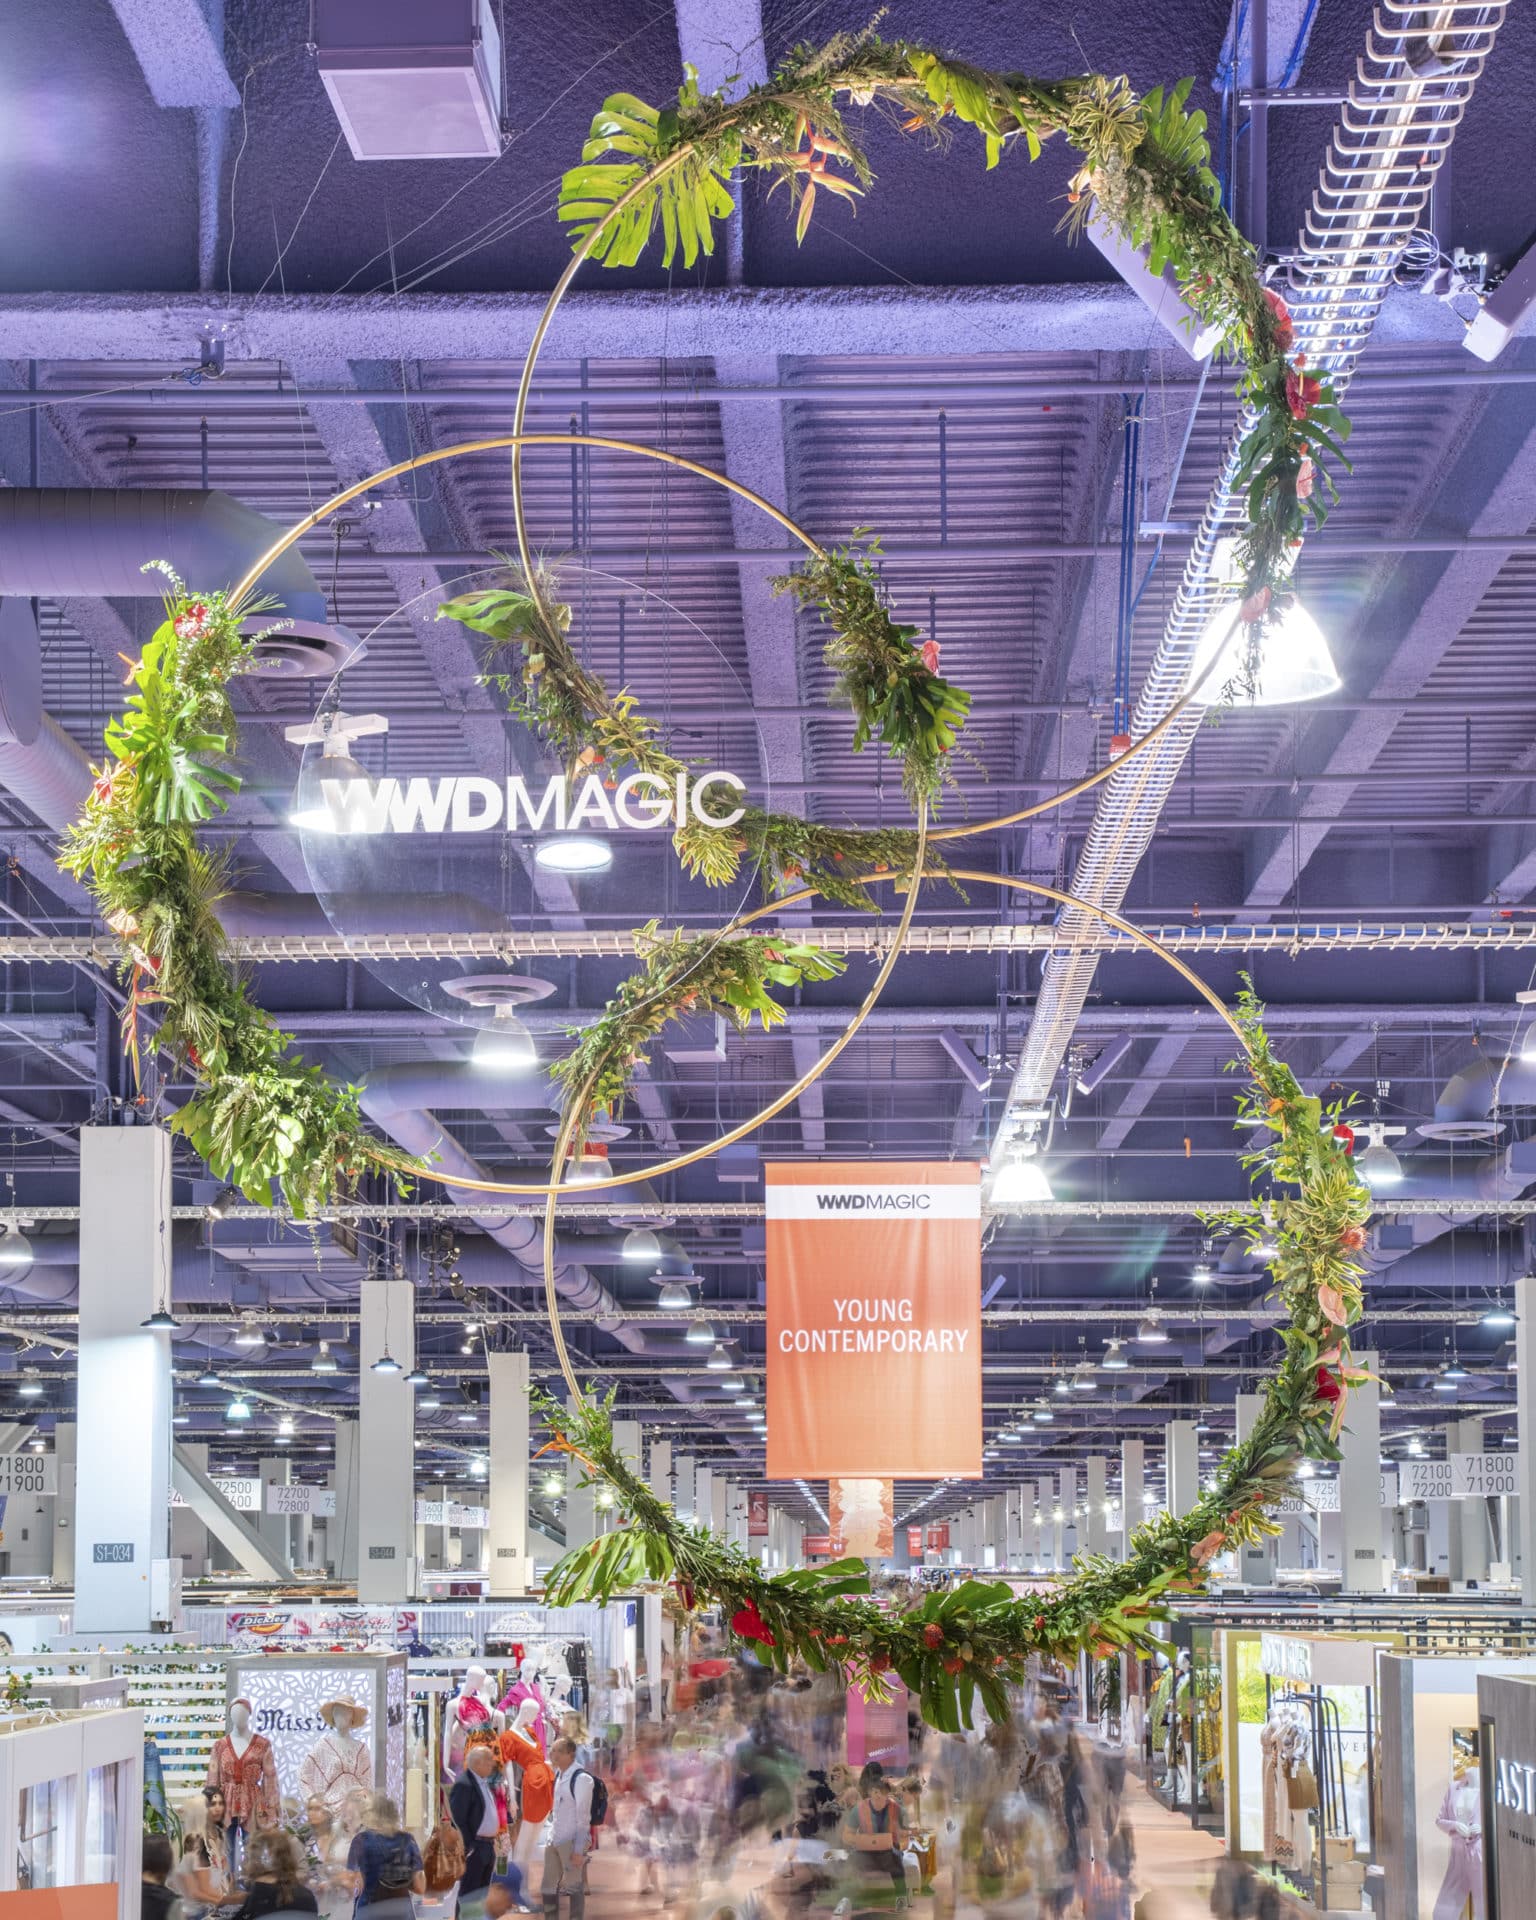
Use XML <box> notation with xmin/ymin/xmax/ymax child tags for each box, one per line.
<box><xmin>829</xmin><ymin>1477</ymin><xmax>894</xmax><ymax>1557</ymax></box>
<box><xmin>766</xmin><ymin>1161</ymin><xmax>982</xmax><ymax>1479</ymax></box>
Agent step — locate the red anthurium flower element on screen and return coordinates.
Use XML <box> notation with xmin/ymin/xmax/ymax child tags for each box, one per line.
<box><xmin>1262</xmin><ymin>287</ymin><xmax>1296</xmax><ymax>353</ymax></box>
<box><xmin>1315</xmin><ymin>1366</ymin><xmax>1342</xmax><ymax>1405</ymax></box>
<box><xmin>922</xmin><ymin>1623</ymin><xmax>944</xmax><ymax>1650</ymax></box>
<box><xmin>920</xmin><ymin>639</ymin><xmax>941</xmax><ymax>675</ymax></box>
<box><xmin>868</xmin><ymin>1652</ymin><xmax>890</xmax><ymax>1674</ymax></box>
<box><xmin>730</xmin><ymin>1601</ymin><xmax>776</xmax><ymax>1648</ymax></box>
<box><xmin>1285</xmin><ymin>367</ymin><xmax>1322</xmax><ymax>420</ymax></box>
<box><xmin>942</xmin><ymin>1656</ymin><xmax>964</xmax><ymax>1676</ymax></box>
<box><xmin>1296</xmin><ymin>455</ymin><xmax>1315</xmax><ymax>501</ymax></box>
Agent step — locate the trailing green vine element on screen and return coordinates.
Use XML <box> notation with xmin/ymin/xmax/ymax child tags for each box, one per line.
<box><xmin>58</xmin><ymin>570</ymin><xmax>413</xmax><ymax>1217</ymax></box>
<box><xmin>536</xmin><ymin>988</ymin><xmax>1371</xmax><ymax>1730</ymax></box>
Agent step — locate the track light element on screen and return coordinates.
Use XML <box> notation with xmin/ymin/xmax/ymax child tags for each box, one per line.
<box><xmin>311</xmin><ymin>1341</ymin><xmax>339</xmax><ymax>1374</ymax></box>
<box><xmin>470</xmin><ymin>1004</ymin><xmax>537</xmax><ymax>1070</ymax></box>
<box><xmin>205</xmin><ymin>1185</ymin><xmax>239</xmax><ymax>1222</ymax></box>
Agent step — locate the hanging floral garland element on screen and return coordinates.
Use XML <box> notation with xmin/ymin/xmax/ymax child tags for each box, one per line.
<box><xmin>536</xmin><ymin>985</ymin><xmax>1372</xmax><ymax>1731</ymax></box>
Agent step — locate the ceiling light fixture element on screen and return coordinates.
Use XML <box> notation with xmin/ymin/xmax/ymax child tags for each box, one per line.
<box><xmin>405</xmin><ymin>1367</ymin><xmax>429</xmax><ymax>1388</ymax></box>
<box><xmin>535</xmin><ymin>836</ymin><xmax>611</xmax><ymax>874</ymax></box>
<box><xmin>1186</xmin><ymin>543</ymin><xmax>1341</xmax><ymax>708</ymax></box>
<box><xmin>622</xmin><ymin>1227</ymin><xmax>662</xmax><ymax>1263</ymax></box>
<box><xmin>140</xmin><ymin>1308</ymin><xmax>179</xmax><ymax>1331</ymax></box>
<box><xmin>1103</xmin><ymin>1339</ymin><xmax>1129</xmax><ymax>1371</ymax></box>
<box><xmin>685</xmin><ymin>1318</ymin><xmax>716</xmax><ymax>1347</ymax></box>
<box><xmin>16</xmin><ymin>1375</ymin><xmax>42</xmax><ymax>1399</ymax></box>
<box><xmin>1481</xmin><ymin>1305</ymin><xmax>1517</xmax><ymax>1330</ymax></box>
<box><xmin>563</xmin><ymin>1143</ymin><xmax>614</xmax><ymax>1185</ymax></box>
<box><xmin>370</xmin><ymin>1351</ymin><xmax>402</xmax><ymax>1375</ymax></box>
<box><xmin>418</xmin><ymin>1395</ymin><xmax>441</xmax><ymax>1412</ymax></box>
<box><xmin>0</xmin><ymin>1220</ymin><xmax>33</xmax><ymax>1267</ymax></box>
<box><xmin>311</xmin><ymin>1341</ymin><xmax>339</xmax><ymax>1374</ymax></box>
<box><xmin>706</xmin><ymin>1343</ymin><xmax>733</xmax><ymax>1372</ymax></box>
<box><xmin>233</xmin><ymin>1316</ymin><xmax>266</xmax><ymax>1347</ymax></box>
<box><xmin>1356</xmin><ymin>1121</ymin><xmax>1406</xmax><ymax>1190</ymax></box>
<box><xmin>655</xmin><ymin>1280</ymin><xmax>694</xmax><ymax>1311</ymax></box>
<box><xmin>1135</xmin><ymin>1310</ymin><xmax>1169</xmax><ymax>1345</ymax></box>
<box><xmin>990</xmin><ymin>1138</ymin><xmax>1053</xmax><ymax>1206</ymax></box>
<box><xmin>286</xmin><ymin>710</ymin><xmax>389</xmax><ymax>833</ymax></box>
<box><xmin>226</xmin><ymin>1396</ymin><xmax>252</xmax><ymax>1422</ymax></box>
<box><xmin>542</xmin><ymin>1473</ymin><xmax>564</xmax><ymax>1498</ymax></box>
<box><xmin>470</xmin><ymin>1003</ymin><xmax>538</xmax><ymax>1070</ymax></box>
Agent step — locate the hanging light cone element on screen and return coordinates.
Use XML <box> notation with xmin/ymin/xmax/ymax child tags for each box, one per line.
<box><xmin>290</xmin><ymin>738</ymin><xmax>374</xmax><ymax>833</ymax></box>
<box><xmin>622</xmin><ymin>1227</ymin><xmax>662</xmax><ymax>1263</ymax></box>
<box><xmin>0</xmin><ymin>1221</ymin><xmax>33</xmax><ymax>1267</ymax></box>
<box><xmin>311</xmin><ymin>1341</ymin><xmax>339</xmax><ymax>1374</ymax></box>
<box><xmin>471</xmin><ymin>1004</ymin><xmax>538</xmax><ymax>1070</ymax></box>
<box><xmin>990</xmin><ymin>1140</ymin><xmax>1053</xmax><ymax>1204</ymax></box>
<box><xmin>1356</xmin><ymin>1124</ymin><xmax>1404</xmax><ymax>1189</ymax></box>
<box><xmin>1186</xmin><ymin>542</ymin><xmax>1341</xmax><ymax>709</ymax></box>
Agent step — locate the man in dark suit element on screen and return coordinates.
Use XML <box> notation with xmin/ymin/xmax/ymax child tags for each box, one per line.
<box><xmin>448</xmin><ymin>1742</ymin><xmax>502</xmax><ymax>1915</ymax></box>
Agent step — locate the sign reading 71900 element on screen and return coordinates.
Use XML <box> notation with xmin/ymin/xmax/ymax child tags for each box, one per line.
<box><xmin>0</xmin><ymin>1455</ymin><xmax>57</xmax><ymax>1496</ymax></box>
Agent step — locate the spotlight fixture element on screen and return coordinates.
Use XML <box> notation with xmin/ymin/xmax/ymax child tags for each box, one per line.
<box><xmin>656</xmin><ymin>1280</ymin><xmax>694</xmax><ymax>1311</ymax></box>
<box><xmin>1054</xmin><ymin>1376</ymin><xmax>1071</xmax><ymax>1397</ymax></box>
<box><xmin>1356</xmin><ymin>1122</ymin><xmax>1406</xmax><ymax>1190</ymax></box>
<box><xmin>622</xmin><ymin>1227</ymin><xmax>662</xmax><ymax>1263</ymax></box>
<box><xmin>685</xmin><ymin>1318</ymin><xmax>716</xmax><ymax>1347</ymax></box>
<box><xmin>404</xmin><ymin>1368</ymin><xmax>429</xmax><ymax>1388</ymax></box>
<box><xmin>1407</xmin><ymin>1435</ymin><xmax>1425</xmax><ymax>1455</ymax></box>
<box><xmin>470</xmin><ymin>1003</ymin><xmax>538</xmax><ymax>1070</ymax></box>
<box><xmin>1442</xmin><ymin>1357</ymin><xmax>1470</xmax><ymax>1381</ymax></box>
<box><xmin>0</xmin><ymin>1221</ymin><xmax>33</xmax><ymax>1267</ymax></box>
<box><xmin>706</xmin><ymin>1343</ymin><xmax>733</xmax><ymax>1372</ymax></box>
<box><xmin>990</xmin><ymin>1138</ymin><xmax>1053</xmax><ymax>1205</ymax></box>
<box><xmin>1032</xmin><ymin>1402</ymin><xmax>1054</xmax><ymax>1424</ymax></box>
<box><xmin>1432</xmin><ymin>1371</ymin><xmax>1459</xmax><ymax>1394</ymax></box>
<box><xmin>1135</xmin><ymin>1310</ymin><xmax>1169</xmax><ymax>1345</ymax></box>
<box><xmin>204</xmin><ymin>1184</ymin><xmax>239</xmax><ymax>1222</ymax></box>
<box><xmin>1072</xmin><ymin>1364</ymin><xmax>1096</xmax><ymax>1391</ymax></box>
<box><xmin>370</xmin><ymin>1351</ymin><xmax>402</xmax><ymax>1375</ymax></box>
<box><xmin>1102</xmin><ymin>1339</ymin><xmax>1129</xmax><ymax>1370</ymax></box>
<box><xmin>285</xmin><ymin>709</ymin><xmax>388</xmax><ymax>832</ymax></box>
<box><xmin>311</xmin><ymin>1341</ymin><xmax>340</xmax><ymax>1374</ymax></box>
<box><xmin>140</xmin><ymin>1308</ymin><xmax>179</xmax><ymax>1331</ymax></box>
<box><xmin>226</xmin><ymin>1396</ymin><xmax>252</xmax><ymax>1422</ymax></box>
<box><xmin>535</xmin><ymin>836</ymin><xmax>612</xmax><ymax>874</ymax></box>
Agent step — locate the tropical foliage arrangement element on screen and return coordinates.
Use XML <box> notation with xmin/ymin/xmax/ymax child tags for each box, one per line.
<box><xmin>59</xmin><ymin>570</ymin><xmax>410</xmax><ymax>1216</ymax></box>
<box><xmin>537</xmin><ymin>987</ymin><xmax>1371</xmax><ymax>1729</ymax></box>
<box><xmin>58</xmin><ymin>28</ymin><xmax>1369</xmax><ymax>1717</ymax></box>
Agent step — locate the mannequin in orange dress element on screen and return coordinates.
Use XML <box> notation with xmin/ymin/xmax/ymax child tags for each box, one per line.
<box><xmin>500</xmin><ymin>1698</ymin><xmax>554</xmax><ymax>1876</ymax></box>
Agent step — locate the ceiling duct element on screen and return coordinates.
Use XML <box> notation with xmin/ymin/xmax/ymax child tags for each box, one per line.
<box><xmin>0</xmin><ymin>490</ymin><xmax>358</xmax><ymax>676</ymax></box>
<box><xmin>991</xmin><ymin>5</ymin><xmax>1507</xmax><ymax>1163</ymax></box>
<box><xmin>313</xmin><ymin>0</ymin><xmax>504</xmax><ymax>161</ymax></box>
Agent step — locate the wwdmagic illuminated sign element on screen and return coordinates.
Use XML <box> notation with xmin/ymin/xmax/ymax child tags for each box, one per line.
<box><xmin>314</xmin><ymin>769</ymin><xmax>747</xmax><ymax>836</ymax></box>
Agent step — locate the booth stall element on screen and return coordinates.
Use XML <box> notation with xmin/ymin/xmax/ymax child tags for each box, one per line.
<box><xmin>0</xmin><ymin>1704</ymin><xmax>143</xmax><ymax>1919</ymax></box>
<box><xmin>1476</xmin><ymin>1670</ymin><xmax>1536</xmax><ymax>1920</ymax></box>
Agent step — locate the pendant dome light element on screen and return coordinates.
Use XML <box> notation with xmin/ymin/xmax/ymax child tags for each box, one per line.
<box><xmin>1185</xmin><ymin>541</ymin><xmax>1340</xmax><ymax>709</ymax></box>
<box><xmin>564</xmin><ymin>1142</ymin><xmax>614</xmax><ymax>1185</ymax></box>
<box><xmin>655</xmin><ymin>1279</ymin><xmax>694</xmax><ymax>1311</ymax></box>
<box><xmin>684</xmin><ymin>1317</ymin><xmax>717</xmax><ymax>1347</ymax></box>
<box><xmin>286</xmin><ymin>710</ymin><xmax>389</xmax><ymax>833</ymax></box>
<box><xmin>990</xmin><ymin>1136</ymin><xmax>1053</xmax><ymax>1205</ymax></box>
<box><xmin>0</xmin><ymin>1220</ymin><xmax>32</xmax><ymax>1268</ymax></box>
<box><xmin>1102</xmin><ymin>1338</ymin><xmax>1129</xmax><ymax>1370</ymax></box>
<box><xmin>622</xmin><ymin>1227</ymin><xmax>662</xmax><ymax>1263</ymax></box>
<box><xmin>1356</xmin><ymin>1122</ymin><xmax>1405</xmax><ymax>1189</ymax></box>
<box><xmin>311</xmin><ymin>1341</ymin><xmax>339</xmax><ymax>1374</ymax></box>
<box><xmin>470</xmin><ymin>1003</ymin><xmax>538</xmax><ymax>1070</ymax></box>
<box><xmin>226</xmin><ymin>1396</ymin><xmax>252</xmax><ymax>1422</ymax></box>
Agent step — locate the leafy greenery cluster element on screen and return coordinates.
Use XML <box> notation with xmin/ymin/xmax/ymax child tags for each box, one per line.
<box><xmin>59</xmin><ymin>570</ymin><xmax>409</xmax><ymax>1216</ymax></box>
<box><xmin>535</xmin><ymin>990</ymin><xmax>1371</xmax><ymax>1731</ymax></box>
<box><xmin>555</xmin><ymin>33</ymin><xmax>1349</xmax><ymax>623</ymax></box>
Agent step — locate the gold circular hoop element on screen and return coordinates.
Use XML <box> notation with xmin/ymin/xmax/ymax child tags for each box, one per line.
<box><xmin>228</xmin><ymin>431</ymin><xmax>1203</xmax><ymax>848</ymax></box>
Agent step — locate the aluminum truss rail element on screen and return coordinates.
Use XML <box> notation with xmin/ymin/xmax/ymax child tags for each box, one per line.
<box><xmin>8</xmin><ymin>917</ymin><xmax>1536</xmax><ymax>964</ymax></box>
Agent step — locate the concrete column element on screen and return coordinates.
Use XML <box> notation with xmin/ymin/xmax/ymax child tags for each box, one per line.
<box><xmin>170</xmin><ymin>1441</ymin><xmax>211</xmax><ymax>1576</ymax></box>
<box><xmin>606</xmin><ymin>1420</ymin><xmax>642</xmax><ymax>1533</ymax></box>
<box><xmin>694</xmin><ymin>1465</ymin><xmax>713</xmax><ymax>1535</ymax></box>
<box><xmin>75</xmin><ymin>1126</ymin><xmax>173</xmax><ymax>1634</ymax></box>
<box><xmin>1055</xmin><ymin>1471</ymin><xmax>1076</xmax><ymax>1566</ymax></box>
<box><xmin>710</xmin><ymin>1473</ymin><xmax>728</xmax><ymax>1537</ymax></box>
<box><xmin>1236</xmin><ymin>1394</ymin><xmax>1276</xmax><ymax>1583</ymax></box>
<box><xmin>331</xmin><ymin>1420</ymin><xmax>360</xmax><ymax>1580</ymax></box>
<box><xmin>1086</xmin><ymin>1457</ymin><xmax>1111</xmax><ymax>1557</ymax></box>
<box><xmin>1120</xmin><ymin>1439</ymin><xmax>1145</xmax><ymax>1557</ymax></box>
<box><xmin>649</xmin><ymin>1439</ymin><xmax>672</xmax><ymax>1507</ymax></box>
<box><xmin>1340</xmin><ymin>1347</ymin><xmax>1386</xmax><ymax>1595</ymax></box>
<box><xmin>1028</xmin><ymin>1482</ymin><xmax>1044</xmax><ymax>1567</ymax></box>
<box><xmin>258</xmin><ymin>1456</ymin><xmax>293</xmax><ymax>1569</ymax></box>
<box><xmin>674</xmin><ymin>1455</ymin><xmax>696</xmax><ymax>1522</ymax></box>
<box><xmin>1453</xmin><ymin>1416</ymin><xmax>1491</xmax><ymax>1584</ymax></box>
<box><xmin>565</xmin><ymin>1393</ymin><xmax>596</xmax><ymax>1553</ymax></box>
<box><xmin>1166</xmin><ymin>1421</ymin><xmax>1200</xmax><ymax>1519</ymax></box>
<box><xmin>488</xmin><ymin>1351</ymin><xmax>532</xmax><ymax>1593</ymax></box>
<box><xmin>51</xmin><ymin>1421</ymin><xmax>75</xmax><ymax>1582</ymax></box>
<box><xmin>358</xmin><ymin>1279</ymin><xmax>414</xmax><ymax>1603</ymax></box>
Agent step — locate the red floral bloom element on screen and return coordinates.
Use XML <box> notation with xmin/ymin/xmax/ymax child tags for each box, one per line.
<box><xmin>1262</xmin><ymin>287</ymin><xmax>1295</xmax><ymax>354</ymax></box>
<box><xmin>1285</xmin><ymin>367</ymin><xmax>1322</xmax><ymax>420</ymax></box>
<box><xmin>942</xmin><ymin>1656</ymin><xmax>964</xmax><ymax>1676</ymax></box>
<box><xmin>730</xmin><ymin>1601</ymin><xmax>775</xmax><ymax>1647</ymax></box>
<box><xmin>920</xmin><ymin>639</ymin><xmax>941</xmax><ymax>675</ymax></box>
<box><xmin>1339</xmin><ymin>1225</ymin><xmax>1367</xmax><ymax>1251</ymax></box>
<box><xmin>1315</xmin><ymin>1366</ymin><xmax>1342</xmax><ymax>1405</ymax></box>
<box><xmin>174</xmin><ymin>601</ymin><xmax>212</xmax><ymax>641</ymax></box>
<box><xmin>1296</xmin><ymin>455</ymin><xmax>1315</xmax><ymax>501</ymax></box>
<box><xmin>673</xmin><ymin>1579</ymin><xmax>695</xmax><ymax>1611</ymax></box>
<box><xmin>1332</xmin><ymin>1123</ymin><xmax>1355</xmax><ymax>1154</ymax></box>
<box><xmin>868</xmin><ymin>1652</ymin><xmax>890</xmax><ymax>1674</ymax></box>
<box><xmin>1239</xmin><ymin>585</ymin><xmax>1272</xmax><ymax>625</ymax></box>
<box><xmin>922</xmin><ymin>1623</ymin><xmax>944</xmax><ymax>1650</ymax></box>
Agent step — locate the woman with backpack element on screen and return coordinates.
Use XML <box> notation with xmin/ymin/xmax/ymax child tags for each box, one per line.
<box><xmin>346</xmin><ymin>1795</ymin><xmax>425</xmax><ymax>1913</ymax></box>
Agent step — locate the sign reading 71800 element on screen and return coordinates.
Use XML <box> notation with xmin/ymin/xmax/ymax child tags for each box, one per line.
<box><xmin>0</xmin><ymin>1455</ymin><xmax>57</xmax><ymax>1496</ymax></box>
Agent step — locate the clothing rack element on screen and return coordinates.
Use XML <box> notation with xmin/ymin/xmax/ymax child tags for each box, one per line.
<box><xmin>1266</xmin><ymin>1678</ymin><xmax>1375</xmax><ymax>1912</ymax></box>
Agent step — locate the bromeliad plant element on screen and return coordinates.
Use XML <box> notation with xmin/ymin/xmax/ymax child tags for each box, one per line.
<box><xmin>535</xmin><ymin>989</ymin><xmax>1372</xmax><ymax>1732</ymax></box>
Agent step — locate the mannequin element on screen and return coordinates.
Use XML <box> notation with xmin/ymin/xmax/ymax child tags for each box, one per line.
<box><xmin>298</xmin><ymin>1698</ymin><xmax>374</xmax><ymax>1815</ymax></box>
<box><xmin>498</xmin><ymin>1660</ymin><xmax>553</xmax><ymax>1749</ymax></box>
<box><xmin>444</xmin><ymin>1665</ymin><xmax>502</xmax><ymax>1777</ymax></box>
<box><xmin>499</xmin><ymin>1697</ymin><xmax>554</xmax><ymax>1874</ymax></box>
<box><xmin>206</xmin><ymin>1699</ymin><xmax>281</xmax><ymax>1847</ymax></box>
<box><xmin>1433</xmin><ymin>1745</ymin><xmax>1484</xmax><ymax>1920</ymax></box>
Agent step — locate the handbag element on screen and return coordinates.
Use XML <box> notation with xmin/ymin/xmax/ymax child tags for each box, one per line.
<box><xmin>1286</xmin><ymin>1762</ymin><xmax>1320</xmax><ymax>1811</ymax></box>
<box><xmin>422</xmin><ymin>1791</ymin><xmax>467</xmax><ymax>1893</ymax></box>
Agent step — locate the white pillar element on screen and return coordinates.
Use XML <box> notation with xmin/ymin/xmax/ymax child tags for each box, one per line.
<box><xmin>488</xmin><ymin>1351</ymin><xmax>532</xmax><ymax>1593</ymax></box>
<box><xmin>75</xmin><ymin>1126</ymin><xmax>173</xmax><ymax>1634</ymax></box>
<box><xmin>259</xmin><ymin>1456</ymin><xmax>293</xmax><ymax>1569</ymax></box>
<box><xmin>50</xmin><ymin>1421</ymin><xmax>75</xmax><ymax>1582</ymax></box>
<box><xmin>1236</xmin><ymin>1394</ymin><xmax>1275</xmax><ymax>1583</ymax></box>
<box><xmin>1521</xmin><ymin>1276</ymin><xmax>1536</xmax><ymax>1605</ymax></box>
<box><xmin>1029</xmin><ymin>1481</ymin><xmax>1045</xmax><ymax>1567</ymax></box>
<box><xmin>1454</xmin><ymin>1417</ymin><xmax>1491</xmax><ymax>1584</ymax></box>
<box><xmin>1086</xmin><ymin>1457</ymin><xmax>1111</xmax><ymax>1557</ymax></box>
<box><xmin>649</xmin><ymin>1439</ymin><xmax>672</xmax><ymax>1507</ymax></box>
<box><xmin>566</xmin><ymin>1393</ymin><xmax>596</xmax><ymax>1553</ymax></box>
<box><xmin>710</xmin><ymin>1473</ymin><xmax>728</xmax><ymax>1536</ymax></box>
<box><xmin>674</xmin><ymin>1455</ymin><xmax>696</xmax><ymax>1522</ymax></box>
<box><xmin>1166</xmin><ymin>1421</ymin><xmax>1200</xmax><ymax>1519</ymax></box>
<box><xmin>330</xmin><ymin>1420</ymin><xmax>360</xmax><ymax>1580</ymax></box>
<box><xmin>1055</xmin><ymin>1471</ymin><xmax>1075</xmax><ymax>1566</ymax></box>
<box><xmin>1340</xmin><ymin>1347</ymin><xmax>1386</xmax><ymax>1594</ymax></box>
<box><xmin>1120</xmin><ymin>1439</ymin><xmax>1145</xmax><ymax>1557</ymax></box>
<box><xmin>358</xmin><ymin>1279</ymin><xmax>414</xmax><ymax>1603</ymax></box>
<box><xmin>694</xmin><ymin>1464</ymin><xmax>713</xmax><ymax>1536</ymax></box>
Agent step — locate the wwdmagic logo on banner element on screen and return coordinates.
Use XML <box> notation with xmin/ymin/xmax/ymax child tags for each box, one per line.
<box><xmin>765</xmin><ymin>1162</ymin><xmax>982</xmax><ymax>1482</ymax></box>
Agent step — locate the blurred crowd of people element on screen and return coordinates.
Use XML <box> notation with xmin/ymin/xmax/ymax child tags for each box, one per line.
<box><xmin>140</xmin><ymin>1642</ymin><xmax>1303</xmax><ymax>1920</ymax></box>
